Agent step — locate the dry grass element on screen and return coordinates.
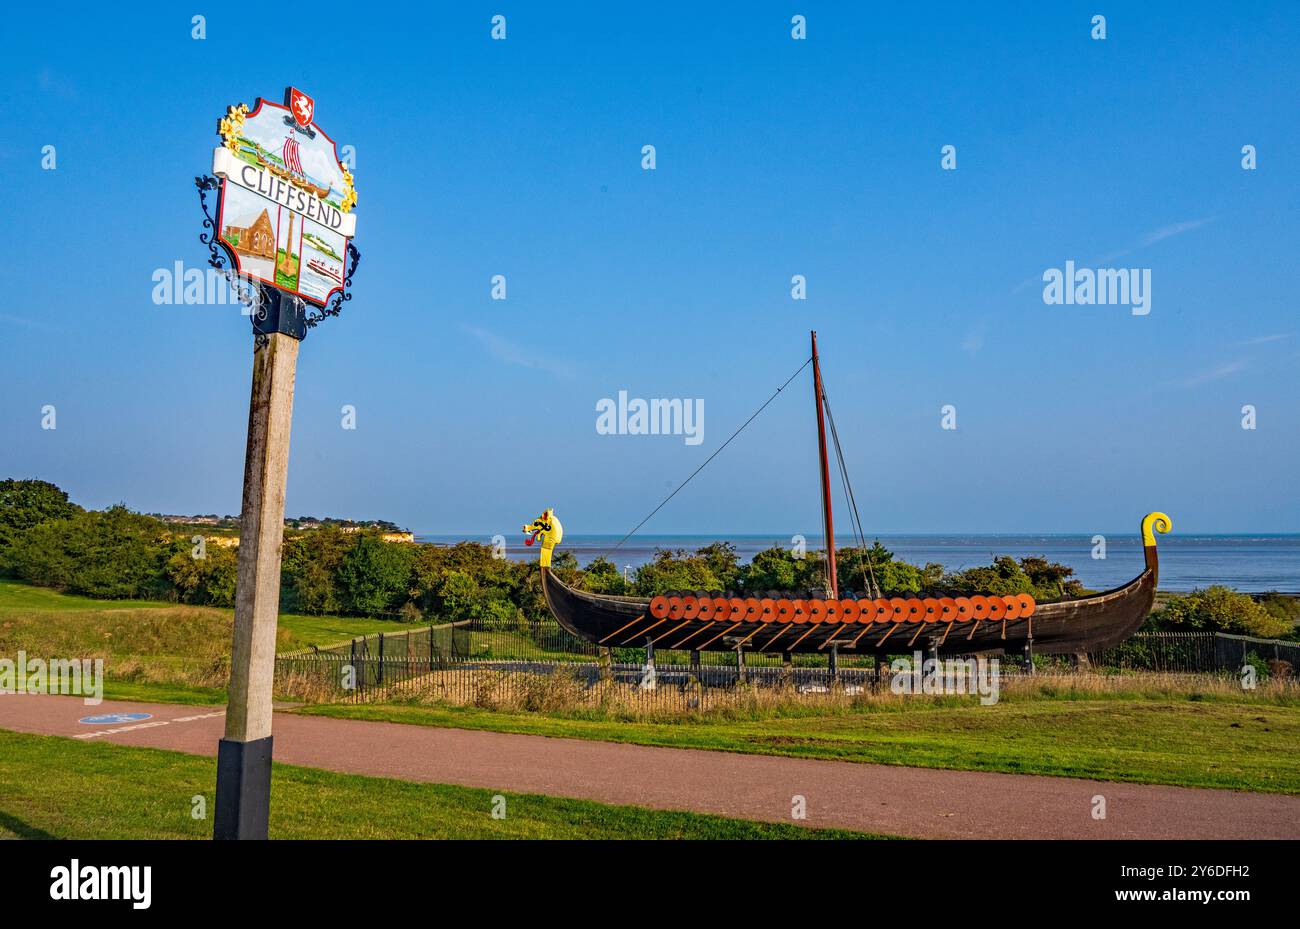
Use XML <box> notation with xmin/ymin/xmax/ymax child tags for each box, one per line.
<box><xmin>316</xmin><ymin>666</ymin><xmax>1300</xmax><ymax>723</ymax></box>
<box><xmin>274</xmin><ymin>667</ymin><xmax>349</xmax><ymax>703</ymax></box>
<box><xmin>0</xmin><ymin>580</ymin><xmax>410</xmax><ymax>701</ymax></box>
<box><xmin>0</xmin><ymin>606</ymin><xmax>235</xmax><ymax>693</ymax></box>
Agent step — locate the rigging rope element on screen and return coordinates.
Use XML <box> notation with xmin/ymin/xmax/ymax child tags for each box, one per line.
<box><xmin>611</xmin><ymin>356</ymin><xmax>814</xmax><ymax>554</ymax></box>
<box><xmin>821</xmin><ymin>385</ymin><xmax>881</xmax><ymax>598</ymax></box>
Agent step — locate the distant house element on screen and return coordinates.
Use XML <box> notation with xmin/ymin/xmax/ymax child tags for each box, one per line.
<box><xmin>157</xmin><ymin>514</ymin><xmax>217</xmax><ymax>525</ymax></box>
<box><xmin>339</xmin><ymin>526</ymin><xmax>415</xmax><ymax>543</ymax></box>
<box><xmin>224</xmin><ymin>208</ymin><xmax>275</xmax><ymax>260</ymax></box>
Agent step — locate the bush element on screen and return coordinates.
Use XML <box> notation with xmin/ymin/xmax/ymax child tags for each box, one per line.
<box><xmin>631</xmin><ymin>548</ymin><xmax>726</xmax><ymax>596</ymax></box>
<box><xmin>338</xmin><ymin>533</ymin><xmax>416</xmax><ymax>616</ymax></box>
<box><xmin>1243</xmin><ymin>651</ymin><xmax>1271</xmax><ymax>682</ymax></box>
<box><xmin>0</xmin><ymin>478</ymin><xmax>83</xmax><ymax>571</ymax></box>
<box><xmin>1258</xmin><ymin>593</ymin><xmax>1300</xmax><ymax>640</ymax></box>
<box><xmin>1153</xmin><ymin>586</ymin><xmax>1291</xmax><ymax>639</ymax></box>
<box><xmin>581</xmin><ymin>557</ymin><xmax>627</xmax><ymax>595</ymax></box>
<box><xmin>941</xmin><ymin>555</ymin><xmax>1085</xmax><ymax>601</ymax></box>
<box><xmin>165</xmin><ymin>541</ymin><xmax>238</xmax><ymax>607</ymax></box>
<box><xmin>6</xmin><ymin>505</ymin><xmax>170</xmax><ymax>599</ymax></box>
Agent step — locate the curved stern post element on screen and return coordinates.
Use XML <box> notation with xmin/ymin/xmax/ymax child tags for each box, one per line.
<box><xmin>1141</xmin><ymin>511</ymin><xmax>1172</xmax><ymax>588</ymax></box>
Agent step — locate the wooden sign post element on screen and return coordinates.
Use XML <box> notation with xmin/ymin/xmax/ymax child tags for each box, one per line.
<box><xmin>215</xmin><ymin>316</ymin><xmax>300</xmax><ymax>839</ymax></box>
<box><xmin>199</xmin><ymin>88</ymin><xmax>358</xmax><ymax>839</ymax></box>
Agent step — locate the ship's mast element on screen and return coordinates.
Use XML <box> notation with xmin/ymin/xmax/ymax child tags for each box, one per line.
<box><xmin>810</xmin><ymin>330</ymin><xmax>838</xmax><ymax>599</ymax></box>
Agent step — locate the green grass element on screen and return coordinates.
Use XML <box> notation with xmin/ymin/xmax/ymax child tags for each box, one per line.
<box><xmin>276</xmin><ymin>612</ymin><xmax>399</xmax><ymax>649</ymax></box>
<box><xmin>0</xmin><ymin>579</ymin><xmax>411</xmax><ymax>704</ymax></box>
<box><xmin>0</xmin><ymin>730</ymin><xmax>875</xmax><ymax>840</ymax></box>
<box><xmin>0</xmin><ymin>580</ymin><xmax>174</xmax><ymax>613</ymax></box>
<box><xmin>298</xmin><ymin>697</ymin><xmax>1300</xmax><ymax>795</ymax></box>
<box><xmin>0</xmin><ymin>578</ymin><xmax>404</xmax><ymax>651</ymax></box>
<box><xmin>466</xmin><ymin>629</ymin><xmax>598</xmax><ymax>662</ymax></box>
<box><xmin>100</xmin><ymin>680</ymin><xmax>228</xmax><ymax>705</ymax></box>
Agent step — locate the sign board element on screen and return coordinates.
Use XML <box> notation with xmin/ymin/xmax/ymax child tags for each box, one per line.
<box><xmin>212</xmin><ymin>88</ymin><xmax>357</xmax><ymax>306</ymax></box>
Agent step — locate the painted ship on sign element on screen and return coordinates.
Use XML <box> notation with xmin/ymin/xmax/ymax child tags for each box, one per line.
<box><xmin>307</xmin><ymin>256</ymin><xmax>343</xmax><ymax>283</ymax></box>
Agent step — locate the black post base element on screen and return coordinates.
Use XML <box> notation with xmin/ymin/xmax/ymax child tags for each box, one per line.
<box><xmin>252</xmin><ymin>288</ymin><xmax>307</xmax><ymax>341</ymax></box>
<box><xmin>213</xmin><ymin>736</ymin><xmax>273</xmax><ymax>840</ymax></box>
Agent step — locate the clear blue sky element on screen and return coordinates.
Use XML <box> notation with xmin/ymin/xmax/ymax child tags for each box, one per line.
<box><xmin>2</xmin><ymin>2</ymin><xmax>1297</xmax><ymax>537</ymax></box>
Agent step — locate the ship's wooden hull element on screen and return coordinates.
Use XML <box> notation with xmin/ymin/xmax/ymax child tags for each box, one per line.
<box><xmin>541</xmin><ymin>566</ymin><xmax>1156</xmax><ymax>657</ymax></box>
<box><xmin>531</xmin><ymin>333</ymin><xmax>1171</xmax><ymax>659</ymax></box>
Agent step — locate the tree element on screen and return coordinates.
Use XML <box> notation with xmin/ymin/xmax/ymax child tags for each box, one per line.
<box><xmin>581</xmin><ymin>556</ymin><xmax>627</xmax><ymax>595</ymax></box>
<box><xmin>1019</xmin><ymin>556</ymin><xmax>1086</xmax><ymax>598</ymax></box>
<box><xmin>338</xmin><ymin>533</ymin><xmax>416</xmax><ymax>616</ymax></box>
<box><xmin>281</xmin><ymin>526</ymin><xmax>351</xmax><ymax>614</ymax></box>
<box><xmin>631</xmin><ymin>549</ymin><xmax>725</xmax><ymax>596</ymax></box>
<box><xmin>744</xmin><ymin>546</ymin><xmax>800</xmax><ymax>592</ymax></box>
<box><xmin>940</xmin><ymin>555</ymin><xmax>1081</xmax><ymax>601</ymax></box>
<box><xmin>434</xmin><ymin>569</ymin><xmax>481</xmax><ymax>622</ymax></box>
<box><xmin>6</xmin><ymin>505</ymin><xmax>169</xmax><ymax>599</ymax></box>
<box><xmin>0</xmin><ymin>479</ymin><xmax>82</xmax><ymax>570</ymax></box>
<box><xmin>165</xmin><ymin>542</ymin><xmax>238</xmax><ymax>607</ymax></box>
<box><xmin>694</xmin><ymin>542</ymin><xmax>741</xmax><ymax>590</ymax></box>
<box><xmin>872</xmin><ymin>559</ymin><xmax>925</xmax><ymax>595</ymax></box>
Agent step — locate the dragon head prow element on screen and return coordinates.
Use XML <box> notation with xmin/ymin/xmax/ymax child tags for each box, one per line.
<box><xmin>522</xmin><ymin>509</ymin><xmax>563</xmax><ymax>567</ymax></box>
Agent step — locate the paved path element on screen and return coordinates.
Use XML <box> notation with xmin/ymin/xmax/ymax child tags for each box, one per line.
<box><xmin>3</xmin><ymin>694</ymin><xmax>1298</xmax><ymax>839</ymax></box>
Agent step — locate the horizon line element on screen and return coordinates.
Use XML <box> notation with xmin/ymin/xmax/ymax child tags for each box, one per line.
<box><xmin>411</xmin><ymin>530</ymin><xmax>1300</xmax><ymax>539</ymax></box>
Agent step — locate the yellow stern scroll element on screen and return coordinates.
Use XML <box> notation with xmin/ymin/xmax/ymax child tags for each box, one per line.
<box><xmin>1142</xmin><ymin>512</ymin><xmax>1172</xmax><ymax>547</ymax></box>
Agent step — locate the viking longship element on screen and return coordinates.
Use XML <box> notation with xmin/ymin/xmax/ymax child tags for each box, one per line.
<box><xmin>525</xmin><ymin>332</ymin><xmax>1170</xmax><ymax>659</ymax></box>
<box><xmin>254</xmin><ymin>139</ymin><xmax>333</xmax><ymax>199</ymax></box>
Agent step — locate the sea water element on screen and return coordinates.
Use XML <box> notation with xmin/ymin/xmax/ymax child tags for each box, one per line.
<box><xmin>415</xmin><ymin>533</ymin><xmax>1300</xmax><ymax>593</ymax></box>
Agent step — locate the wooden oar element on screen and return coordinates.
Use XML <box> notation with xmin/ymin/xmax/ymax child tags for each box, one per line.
<box><xmin>787</xmin><ymin>623</ymin><xmax>823</xmax><ymax>651</ymax></box>
<box><xmin>650</xmin><ymin>620</ymin><xmax>693</xmax><ymax>645</ymax></box>
<box><xmin>620</xmin><ymin>617</ymin><xmax>666</xmax><ymax>645</ymax></box>
<box><xmin>670</xmin><ymin>621</ymin><xmax>715</xmax><ymax>650</ymax></box>
<box><xmin>757</xmin><ymin>624</ymin><xmax>792</xmax><ymax>652</ymax></box>
<box><xmin>598</xmin><ymin>614</ymin><xmax>648</xmax><ymax>644</ymax></box>
<box><xmin>848</xmin><ymin>624</ymin><xmax>876</xmax><ymax>649</ymax></box>
<box><xmin>697</xmin><ymin>622</ymin><xmax>744</xmax><ymax>650</ymax></box>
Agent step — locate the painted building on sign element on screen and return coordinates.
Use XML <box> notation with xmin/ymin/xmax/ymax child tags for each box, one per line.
<box><xmin>223</xmin><ymin>208</ymin><xmax>275</xmax><ymax>260</ymax></box>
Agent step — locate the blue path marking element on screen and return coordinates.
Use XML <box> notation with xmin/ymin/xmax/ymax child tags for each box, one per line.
<box><xmin>78</xmin><ymin>712</ymin><xmax>153</xmax><ymax>725</ymax></box>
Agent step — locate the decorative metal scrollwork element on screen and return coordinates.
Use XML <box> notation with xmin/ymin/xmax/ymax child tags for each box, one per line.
<box><xmin>198</xmin><ymin>174</ymin><xmax>357</xmax><ymax>333</ymax></box>
<box><xmin>196</xmin><ymin>174</ymin><xmax>267</xmax><ymax>318</ymax></box>
<box><xmin>305</xmin><ymin>241</ymin><xmax>361</xmax><ymax>329</ymax></box>
<box><xmin>195</xmin><ymin>175</ymin><xmax>227</xmax><ymax>271</ymax></box>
